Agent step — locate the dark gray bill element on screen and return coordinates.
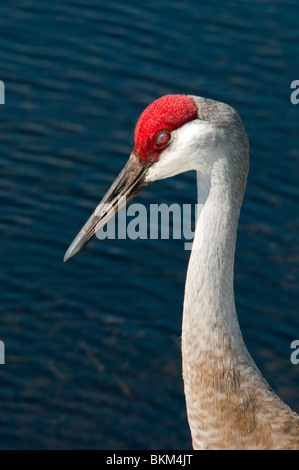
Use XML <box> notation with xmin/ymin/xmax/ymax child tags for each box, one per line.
<box><xmin>64</xmin><ymin>153</ymin><xmax>152</xmax><ymax>262</ymax></box>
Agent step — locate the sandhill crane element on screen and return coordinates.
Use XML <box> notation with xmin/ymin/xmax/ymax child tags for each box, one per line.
<box><xmin>64</xmin><ymin>94</ymin><xmax>299</xmax><ymax>449</ymax></box>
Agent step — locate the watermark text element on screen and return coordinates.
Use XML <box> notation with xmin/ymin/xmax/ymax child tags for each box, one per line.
<box><xmin>290</xmin><ymin>340</ymin><xmax>299</xmax><ymax>365</ymax></box>
<box><xmin>94</xmin><ymin>199</ymin><xmax>202</xmax><ymax>250</ymax></box>
<box><xmin>0</xmin><ymin>81</ymin><xmax>4</xmax><ymax>104</ymax></box>
<box><xmin>290</xmin><ymin>80</ymin><xmax>299</xmax><ymax>104</ymax></box>
<box><xmin>0</xmin><ymin>341</ymin><xmax>5</xmax><ymax>364</ymax></box>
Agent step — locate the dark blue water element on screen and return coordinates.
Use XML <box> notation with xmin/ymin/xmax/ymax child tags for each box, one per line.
<box><xmin>0</xmin><ymin>0</ymin><xmax>298</xmax><ymax>449</ymax></box>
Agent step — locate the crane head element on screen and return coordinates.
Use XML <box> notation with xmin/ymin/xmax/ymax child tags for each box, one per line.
<box><xmin>64</xmin><ymin>94</ymin><xmax>247</xmax><ymax>262</ymax></box>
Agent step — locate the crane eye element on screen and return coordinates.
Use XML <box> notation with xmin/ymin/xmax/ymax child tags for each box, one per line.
<box><xmin>155</xmin><ymin>129</ymin><xmax>171</xmax><ymax>147</ymax></box>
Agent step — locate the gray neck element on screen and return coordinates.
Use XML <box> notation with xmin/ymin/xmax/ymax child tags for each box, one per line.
<box><xmin>181</xmin><ymin>162</ymin><xmax>253</xmax><ymax>447</ymax></box>
<box><xmin>183</xmin><ymin>165</ymin><xmax>245</xmax><ymax>351</ymax></box>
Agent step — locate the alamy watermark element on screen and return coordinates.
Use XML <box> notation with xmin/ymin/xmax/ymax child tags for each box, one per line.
<box><xmin>0</xmin><ymin>341</ymin><xmax>4</xmax><ymax>364</ymax></box>
<box><xmin>93</xmin><ymin>199</ymin><xmax>203</xmax><ymax>250</ymax></box>
<box><xmin>290</xmin><ymin>80</ymin><xmax>299</xmax><ymax>104</ymax></box>
<box><xmin>290</xmin><ymin>340</ymin><xmax>299</xmax><ymax>365</ymax></box>
<box><xmin>0</xmin><ymin>81</ymin><xmax>4</xmax><ymax>104</ymax></box>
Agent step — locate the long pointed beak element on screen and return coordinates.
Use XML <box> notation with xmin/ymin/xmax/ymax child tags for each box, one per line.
<box><xmin>64</xmin><ymin>153</ymin><xmax>151</xmax><ymax>262</ymax></box>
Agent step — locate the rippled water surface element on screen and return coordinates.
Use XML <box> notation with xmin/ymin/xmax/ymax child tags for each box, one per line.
<box><xmin>0</xmin><ymin>0</ymin><xmax>298</xmax><ymax>449</ymax></box>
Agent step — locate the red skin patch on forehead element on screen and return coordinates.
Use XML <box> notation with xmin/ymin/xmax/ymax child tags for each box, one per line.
<box><xmin>133</xmin><ymin>94</ymin><xmax>198</xmax><ymax>162</ymax></box>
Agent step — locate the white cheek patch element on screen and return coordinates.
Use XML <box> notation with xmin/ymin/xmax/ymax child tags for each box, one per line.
<box><xmin>145</xmin><ymin>120</ymin><xmax>217</xmax><ymax>182</ymax></box>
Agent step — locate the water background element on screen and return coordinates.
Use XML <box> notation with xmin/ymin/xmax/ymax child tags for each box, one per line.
<box><xmin>0</xmin><ymin>0</ymin><xmax>298</xmax><ymax>449</ymax></box>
